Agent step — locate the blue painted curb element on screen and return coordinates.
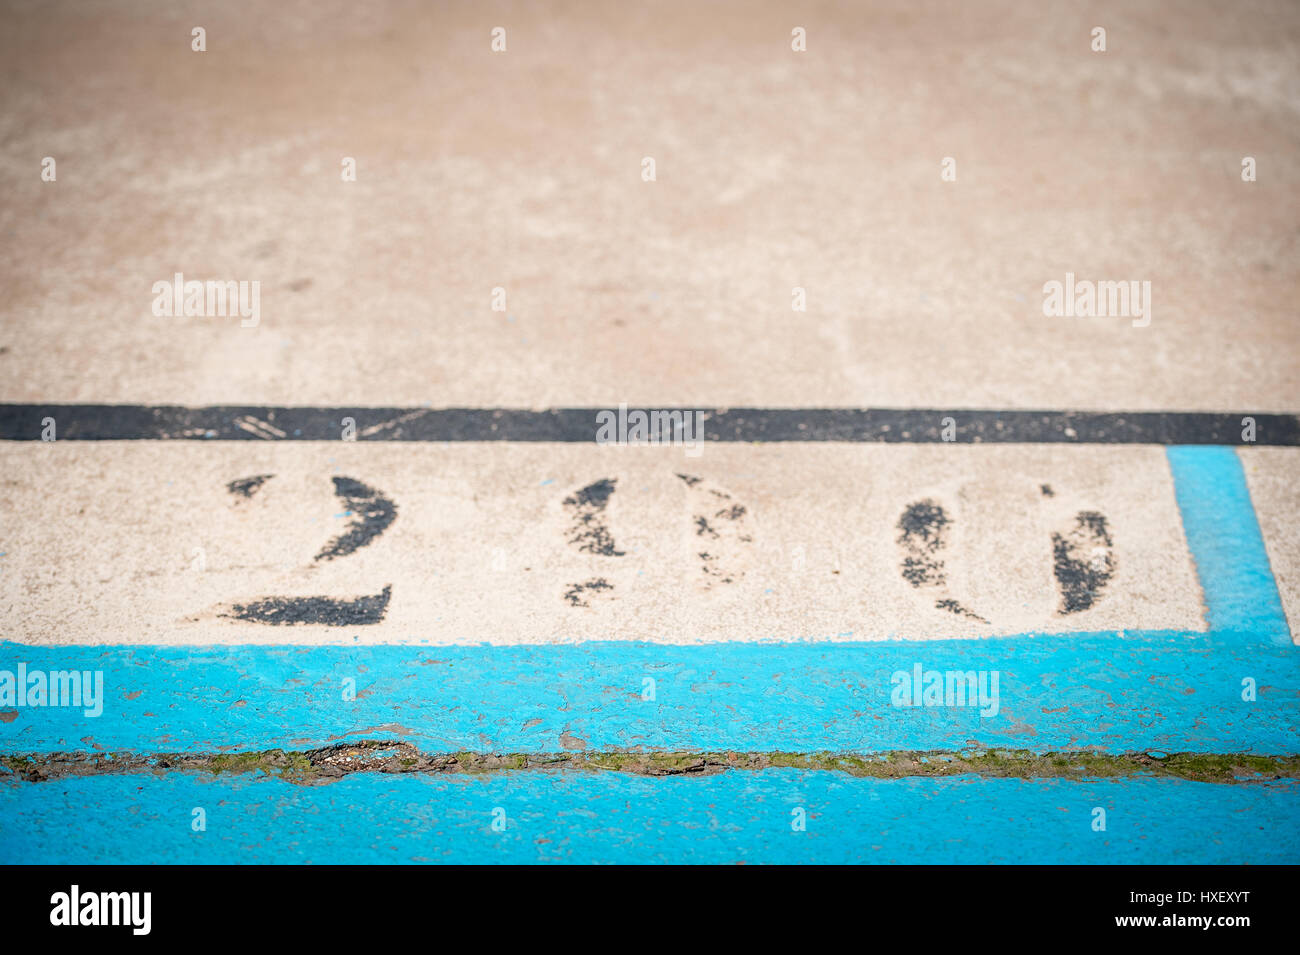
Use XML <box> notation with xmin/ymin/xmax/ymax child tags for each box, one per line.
<box><xmin>0</xmin><ymin>629</ymin><xmax>1295</xmax><ymax>754</ymax></box>
<box><xmin>3</xmin><ymin>770</ymin><xmax>1297</xmax><ymax>864</ymax></box>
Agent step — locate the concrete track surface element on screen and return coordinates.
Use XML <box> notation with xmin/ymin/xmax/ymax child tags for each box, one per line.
<box><xmin>1</xmin><ymin>0</ymin><xmax>1298</xmax><ymax>865</ymax></box>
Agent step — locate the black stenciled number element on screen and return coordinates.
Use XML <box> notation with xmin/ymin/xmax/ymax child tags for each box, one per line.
<box><xmin>1050</xmin><ymin>510</ymin><xmax>1115</xmax><ymax>614</ymax></box>
<box><xmin>559</xmin><ymin>472</ymin><xmax>755</xmax><ymax>606</ymax></box>
<box><xmin>895</xmin><ymin>499</ymin><xmax>989</xmax><ymax>622</ymax></box>
<box><xmin>223</xmin><ymin>475</ymin><xmax>397</xmax><ymax>625</ymax></box>
<box><xmin>676</xmin><ymin>472</ymin><xmax>753</xmax><ymax>588</ymax></box>
<box><xmin>561</xmin><ymin>477</ymin><xmax>623</xmax><ymax>606</ymax></box>
<box><xmin>896</xmin><ymin>492</ymin><xmax>1114</xmax><ymax>622</ymax></box>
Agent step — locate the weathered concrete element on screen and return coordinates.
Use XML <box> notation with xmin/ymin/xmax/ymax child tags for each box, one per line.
<box><xmin>0</xmin><ymin>0</ymin><xmax>1296</xmax><ymax>411</ymax></box>
<box><xmin>0</xmin><ymin>441</ymin><xmax>1207</xmax><ymax>644</ymax></box>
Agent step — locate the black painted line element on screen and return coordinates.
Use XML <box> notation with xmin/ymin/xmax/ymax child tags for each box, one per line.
<box><xmin>1</xmin><ymin>404</ymin><xmax>1297</xmax><ymax>444</ymax></box>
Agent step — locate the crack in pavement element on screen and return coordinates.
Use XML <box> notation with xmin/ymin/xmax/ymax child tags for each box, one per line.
<box><xmin>4</xmin><ymin>744</ymin><xmax>1296</xmax><ymax>785</ymax></box>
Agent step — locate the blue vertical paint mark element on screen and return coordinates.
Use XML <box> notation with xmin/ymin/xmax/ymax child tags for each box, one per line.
<box><xmin>2</xmin><ymin>771</ymin><xmax>1298</xmax><ymax>864</ymax></box>
<box><xmin>1166</xmin><ymin>446</ymin><xmax>1290</xmax><ymax>644</ymax></box>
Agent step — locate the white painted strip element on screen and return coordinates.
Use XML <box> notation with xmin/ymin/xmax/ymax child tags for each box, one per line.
<box><xmin>0</xmin><ymin>443</ymin><xmax>1204</xmax><ymax>645</ymax></box>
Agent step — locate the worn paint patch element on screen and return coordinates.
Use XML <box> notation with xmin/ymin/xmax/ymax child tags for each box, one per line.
<box><xmin>226</xmin><ymin>586</ymin><xmax>392</xmax><ymax>626</ymax></box>
<box><xmin>562</xmin><ymin>578</ymin><xmax>613</xmax><ymax>608</ymax></box>
<box><xmin>679</xmin><ymin>472</ymin><xmax>752</xmax><ymax>586</ymax></box>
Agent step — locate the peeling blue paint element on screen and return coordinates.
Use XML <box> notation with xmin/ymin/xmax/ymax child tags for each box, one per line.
<box><xmin>0</xmin><ymin>630</ymin><xmax>1294</xmax><ymax>753</ymax></box>
<box><xmin>3</xmin><ymin>770</ymin><xmax>1297</xmax><ymax>864</ymax></box>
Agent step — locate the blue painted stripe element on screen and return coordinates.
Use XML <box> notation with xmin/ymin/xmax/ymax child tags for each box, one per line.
<box><xmin>1166</xmin><ymin>446</ymin><xmax>1290</xmax><ymax>643</ymax></box>
<box><xmin>1</xmin><ymin>632</ymin><xmax>1295</xmax><ymax>753</ymax></box>
<box><xmin>3</xmin><ymin>770</ymin><xmax>1298</xmax><ymax>864</ymax></box>
<box><xmin>1</xmin><ymin>446</ymin><xmax>1294</xmax><ymax>756</ymax></box>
